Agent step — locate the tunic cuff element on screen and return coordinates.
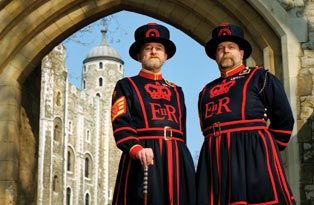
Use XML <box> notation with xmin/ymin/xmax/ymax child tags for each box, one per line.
<box><xmin>129</xmin><ymin>144</ymin><xmax>144</xmax><ymax>159</ymax></box>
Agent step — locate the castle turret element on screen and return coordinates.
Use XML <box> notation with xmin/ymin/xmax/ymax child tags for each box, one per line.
<box><xmin>82</xmin><ymin>27</ymin><xmax>124</xmax><ymax>98</ymax></box>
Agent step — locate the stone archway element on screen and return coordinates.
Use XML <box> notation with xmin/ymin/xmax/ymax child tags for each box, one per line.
<box><xmin>0</xmin><ymin>0</ymin><xmax>305</xmax><ymax>204</ymax></box>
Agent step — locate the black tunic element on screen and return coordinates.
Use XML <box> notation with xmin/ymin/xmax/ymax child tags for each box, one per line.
<box><xmin>196</xmin><ymin>65</ymin><xmax>295</xmax><ymax>205</ymax></box>
<box><xmin>111</xmin><ymin>70</ymin><xmax>196</xmax><ymax>205</ymax></box>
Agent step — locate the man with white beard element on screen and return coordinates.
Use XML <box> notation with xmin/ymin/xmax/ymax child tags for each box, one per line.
<box><xmin>111</xmin><ymin>23</ymin><xmax>196</xmax><ymax>205</ymax></box>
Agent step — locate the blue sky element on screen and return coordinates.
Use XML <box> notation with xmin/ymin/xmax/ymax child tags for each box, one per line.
<box><xmin>63</xmin><ymin>11</ymin><xmax>219</xmax><ymax>158</ymax></box>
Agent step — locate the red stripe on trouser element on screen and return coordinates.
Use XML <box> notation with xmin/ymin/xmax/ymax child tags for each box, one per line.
<box><xmin>209</xmin><ymin>137</ymin><xmax>214</xmax><ymax>205</ymax></box>
<box><xmin>216</xmin><ymin>135</ymin><xmax>221</xmax><ymax>205</ymax></box>
<box><xmin>175</xmin><ymin>141</ymin><xmax>180</xmax><ymax>205</ymax></box>
<box><xmin>227</xmin><ymin>133</ymin><xmax>231</xmax><ymax>204</ymax></box>
<box><xmin>167</xmin><ymin>141</ymin><xmax>174</xmax><ymax>205</ymax></box>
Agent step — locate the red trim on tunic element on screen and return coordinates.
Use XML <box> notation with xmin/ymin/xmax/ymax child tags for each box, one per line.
<box><xmin>241</xmin><ymin>67</ymin><xmax>260</xmax><ymax>120</ymax></box>
<box><xmin>175</xmin><ymin>141</ymin><xmax>180</xmax><ymax>205</ymax></box>
<box><xmin>114</xmin><ymin>126</ymin><xmax>137</xmax><ymax>134</ymax></box>
<box><xmin>227</xmin><ymin>132</ymin><xmax>231</xmax><ymax>204</ymax></box>
<box><xmin>138</xmin><ymin>136</ymin><xmax>185</xmax><ymax>142</ymax></box>
<box><xmin>205</xmin><ymin>126</ymin><xmax>267</xmax><ymax>138</ymax></box>
<box><xmin>209</xmin><ymin>137</ymin><xmax>214</xmax><ymax>205</ymax></box>
<box><xmin>116</xmin><ymin>136</ymin><xmax>139</xmax><ymax>145</ymax></box>
<box><xmin>216</xmin><ymin>135</ymin><xmax>222</xmax><ymax>205</ymax></box>
<box><xmin>173</xmin><ymin>86</ymin><xmax>183</xmax><ymax>132</ymax></box>
<box><xmin>137</xmin><ymin>127</ymin><xmax>183</xmax><ymax>134</ymax></box>
<box><xmin>269</xmin><ymin>129</ymin><xmax>292</xmax><ymax>135</ymax></box>
<box><xmin>199</xmin><ymin>88</ymin><xmax>207</xmax><ymax>130</ymax></box>
<box><xmin>258</xmin><ymin>130</ymin><xmax>279</xmax><ymax>204</ymax></box>
<box><xmin>167</xmin><ymin>141</ymin><xmax>174</xmax><ymax>205</ymax></box>
<box><xmin>129</xmin><ymin>144</ymin><xmax>144</xmax><ymax>159</ymax></box>
<box><xmin>221</xmin><ymin>64</ymin><xmax>245</xmax><ymax>78</ymax></box>
<box><xmin>139</xmin><ymin>69</ymin><xmax>163</xmax><ymax>80</ymax></box>
<box><xmin>276</xmin><ymin>140</ymin><xmax>288</xmax><ymax>147</ymax></box>
<box><xmin>203</xmin><ymin>119</ymin><xmax>266</xmax><ymax>132</ymax></box>
<box><xmin>266</xmin><ymin>130</ymin><xmax>294</xmax><ymax>204</ymax></box>
<box><xmin>159</xmin><ymin>139</ymin><xmax>163</xmax><ymax>156</ymax></box>
<box><xmin>128</xmin><ymin>77</ymin><xmax>149</xmax><ymax>128</ymax></box>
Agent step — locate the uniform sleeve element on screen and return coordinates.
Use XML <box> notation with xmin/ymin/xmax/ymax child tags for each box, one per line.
<box><xmin>259</xmin><ymin>70</ymin><xmax>295</xmax><ymax>150</ymax></box>
<box><xmin>111</xmin><ymin>79</ymin><xmax>143</xmax><ymax>158</ymax></box>
<box><xmin>198</xmin><ymin>88</ymin><xmax>206</xmax><ymax>134</ymax></box>
<box><xmin>178</xmin><ymin>87</ymin><xmax>187</xmax><ymax>142</ymax></box>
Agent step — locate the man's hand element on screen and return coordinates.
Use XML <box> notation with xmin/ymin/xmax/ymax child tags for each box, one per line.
<box><xmin>135</xmin><ymin>148</ymin><xmax>154</xmax><ymax>167</ymax></box>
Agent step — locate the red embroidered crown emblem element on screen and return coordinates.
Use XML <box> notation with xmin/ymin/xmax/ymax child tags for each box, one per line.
<box><xmin>210</xmin><ymin>79</ymin><xmax>235</xmax><ymax>98</ymax></box>
<box><xmin>145</xmin><ymin>82</ymin><xmax>171</xmax><ymax>101</ymax></box>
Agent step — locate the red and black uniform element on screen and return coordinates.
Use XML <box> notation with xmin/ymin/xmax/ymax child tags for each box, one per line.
<box><xmin>111</xmin><ymin>70</ymin><xmax>196</xmax><ymax>205</ymax></box>
<box><xmin>196</xmin><ymin>64</ymin><xmax>295</xmax><ymax>205</ymax></box>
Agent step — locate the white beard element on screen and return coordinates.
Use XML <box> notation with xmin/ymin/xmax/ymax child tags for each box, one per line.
<box><xmin>142</xmin><ymin>58</ymin><xmax>164</xmax><ymax>70</ymax></box>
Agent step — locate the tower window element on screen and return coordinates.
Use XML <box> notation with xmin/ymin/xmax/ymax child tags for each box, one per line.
<box><xmin>99</xmin><ymin>62</ymin><xmax>103</xmax><ymax>69</ymax></box>
<box><xmin>66</xmin><ymin>187</ymin><xmax>71</xmax><ymax>205</ymax></box>
<box><xmin>53</xmin><ymin>175</ymin><xmax>60</xmax><ymax>192</ymax></box>
<box><xmin>86</xmin><ymin>130</ymin><xmax>90</xmax><ymax>142</ymax></box>
<box><xmin>68</xmin><ymin>121</ymin><xmax>73</xmax><ymax>133</ymax></box>
<box><xmin>85</xmin><ymin>157</ymin><xmax>89</xmax><ymax>178</ymax></box>
<box><xmin>67</xmin><ymin>151</ymin><xmax>71</xmax><ymax>171</ymax></box>
<box><xmin>99</xmin><ymin>77</ymin><xmax>103</xmax><ymax>87</ymax></box>
<box><xmin>83</xmin><ymin>80</ymin><xmax>86</xmax><ymax>89</ymax></box>
<box><xmin>85</xmin><ymin>193</ymin><xmax>90</xmax><ymax>205</ymax></box>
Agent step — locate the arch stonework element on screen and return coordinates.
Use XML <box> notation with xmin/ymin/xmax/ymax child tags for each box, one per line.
<box><xmin>0</xmin><ymin>0</ymin><xmax>312</xmax><ymax>204</ymax></box>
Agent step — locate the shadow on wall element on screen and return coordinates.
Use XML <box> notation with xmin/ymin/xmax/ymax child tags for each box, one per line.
<box><xmin>19</xmin><ymin>65</ymin><xmax>41</xmax><ymax>204</ymax></box>
<box><xmin>298</xmin><ymin>111</ymin><xmax>314</xmax><ymax>204</ymax></box>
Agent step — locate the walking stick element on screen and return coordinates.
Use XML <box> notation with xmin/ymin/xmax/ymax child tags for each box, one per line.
<box><xmin>143</xmin><ymin>165</ymin><xmax>148</xmax><ymax>205</ymax></box>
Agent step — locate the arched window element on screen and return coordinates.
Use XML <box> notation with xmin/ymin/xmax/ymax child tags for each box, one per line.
<box><xmin>96</xmin><ymin>93</ymin><xmax>101</xmax><ymax>98</ymax></box>
<box><xmin>85</xmin><ymin>157</ymin><xmax>89</xmax><ymax>178</ymax></box>
<box><xmin>85</xmin><ymin>193</ymin><xmax>90</xmax><ymax>205</ymax></box>
<box><xmin>66</xmin><ymin>187</ymin><xmax>71</xmax><ymax>205</ymax></box>
<box><xmin>53</xmin><ymin>117</ymin><xmax>62</xmax><ymax>142</ymax></box>
<box><xmin>99</xmin><ymin>62</ymin><xmax>103</xmax><ymax>69</ymax></box>
<box><xmin>53</xmin><ymin>175</ymin><xmax>59</xmax><ymax>192</ymax></box>
<box><xmin>67</xmin><ymin>147</ymin><xmax>75</xmax><ymax>173</ymax></box>
<box><xmin>99</xmin><ymin>77</ymin><xmax>103</xmax><ymax>87</ymax></box>
<box><xmin>53</xmin><ymin>125</ymin><xmax>59</xmax><ymax>141</ymax></box>
<box><xmin>56</xmin><ymin>91</ymin><xmax>61</xmax><ymax>106</ymax></box>
<box><xmin>67</xmin><ymin>151</ymin><xmax>71</xmax><ymax>171</ymax></box>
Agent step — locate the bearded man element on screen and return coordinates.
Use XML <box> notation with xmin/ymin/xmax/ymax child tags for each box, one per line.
<box><xmin>196</xmin><ymin>23</ymin><xmax>295</xmax><ymax>205</ymax></box>
<box><xmin>111</xmin><ymin>22</ymin><xmax>196</xmax><ymax>205</ymax></box>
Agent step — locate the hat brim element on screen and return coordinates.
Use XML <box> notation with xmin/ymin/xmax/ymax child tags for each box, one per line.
<box><xmin>205</xmin><ymin>36</ymin><xmax>252</xmax><ymax>60</ymax></box>
<box><xmin>129</xmin><ymin>38</ymin><xmax>176</xmax><ymax>61</ymax></box>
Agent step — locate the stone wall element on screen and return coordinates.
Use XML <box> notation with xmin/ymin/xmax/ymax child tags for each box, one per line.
<box><xmin>297</xmin><ymin>1</ymin><xmax>314</xmax><ymax>204</ymax></box>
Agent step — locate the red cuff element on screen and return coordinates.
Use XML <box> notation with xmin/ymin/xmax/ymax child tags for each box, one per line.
<box><xmin>129</xmin><ymin>144</ymin><xmax>144</xmax><ymax>159</ymax></box>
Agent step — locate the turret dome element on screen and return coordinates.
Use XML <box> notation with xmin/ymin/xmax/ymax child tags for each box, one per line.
<box><xmin>83</xmin><ymin>28</ymin><xmax>123</xmax><ymax>64</ymax></box>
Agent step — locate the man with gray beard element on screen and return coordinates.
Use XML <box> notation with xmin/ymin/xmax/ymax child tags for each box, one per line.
<box><xmin>196</xmin><ymin>23</ymin><xmax>295</xmax><ymax>205</ymax></box>
<box><xmin>111</xmin><ymin>23</ymin><xmax>196</xmax><ymax>205</ymax></box>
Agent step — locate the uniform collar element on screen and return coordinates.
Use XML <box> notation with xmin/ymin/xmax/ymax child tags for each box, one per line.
<box><xmin>139</xmin><ymin>69</ymin><xmax>163</xmax><ymax>80</ymax></box>
<box><xmin>220</xmin><ymin>64</ymin><xmax>245</xmax><ymax>78</ymax></box>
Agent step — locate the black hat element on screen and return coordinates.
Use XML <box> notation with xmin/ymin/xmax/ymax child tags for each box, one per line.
<box><xmin>205</xmin><ymin>23</ymin><xmax>252</xmax><ymax>60</ymax></box>
<box><xmin>129</xmin><ymin>23</ymin><xmax>176</xmax><ymax>61</ymax></box>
